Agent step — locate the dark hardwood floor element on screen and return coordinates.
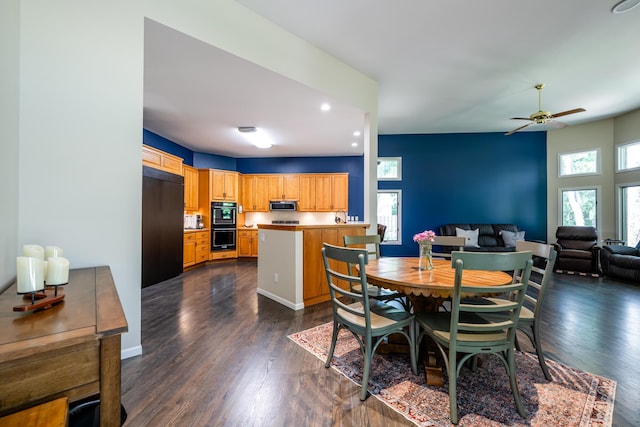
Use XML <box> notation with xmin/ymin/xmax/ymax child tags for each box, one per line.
<box><xmin>121</xmin><ymin>259</ymin><xmax>640</xmax><ymax>426</ymax></box>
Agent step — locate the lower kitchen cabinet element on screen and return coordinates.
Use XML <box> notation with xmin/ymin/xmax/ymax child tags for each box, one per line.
<box><xmin>184</xmin><ymin>230</ymin><xmax>210</xmax><ymax>268</ymax></box>
<box><xmin>238</xmin><ymin>229</ymin><xmax>258</xmax><ymax>257</ymax></box>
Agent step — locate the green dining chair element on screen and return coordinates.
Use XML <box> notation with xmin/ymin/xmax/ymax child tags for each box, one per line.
<box><xmin>415</xmin><ymin>251</ymin><xmax>533</xmax><ymax>424</ymax></box>
<box><xmin>481</xmin><ymin>240</ymin><xmax>557</xmax><ymax>381</ymax></box>
<box><xmin>321</xmin><ymin>243</ymin><xmax>417</xmax><ymax>401</ymax></box>
<box><xmin>343</xmin><ymin>234</ymin><xmax>411</xmax><ymax>311</ymax></box>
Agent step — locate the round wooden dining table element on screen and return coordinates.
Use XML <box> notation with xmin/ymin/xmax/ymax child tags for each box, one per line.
<box><xmin>365</xmin><ymin>257</ymin><xmax>512</xmax><ymax>311</ymax></box>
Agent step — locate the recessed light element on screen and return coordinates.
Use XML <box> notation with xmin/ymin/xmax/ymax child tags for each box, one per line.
<box><xmin>321</xmin><ymin>103</ymin><xmax>331</xmax><ymax>111</ymax></box>
<box><xmin>612</xmin><ymin>0</ymin><xmax>640</xmax><ymax>13</ymax></box>
<box><xmin>351</xmin><ymin>142</ymin><xmax>358</xmax><ymax>147</ymax></box>
<box><xmin>353</xmin><ymin>131</ymin><xmax>361</xmax><ymax>137</ymax></box>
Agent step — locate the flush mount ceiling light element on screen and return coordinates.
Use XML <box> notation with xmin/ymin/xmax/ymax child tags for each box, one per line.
<box><xmin>237</xmin><ymin>126</ymin><xmax>272</xmax><ymax>148</ymax></box>
<box><xmin>612</xmin><ymin>0</ymin><xmax>640</xmax><ymax>13</ymax></box>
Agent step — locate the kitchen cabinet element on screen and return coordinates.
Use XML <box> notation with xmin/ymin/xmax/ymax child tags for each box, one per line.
<box><xmin>302</xmin><ymin>225</ymin><xmax>364</xmax><ymax>305</ymax></box>
<box><xmin>142</xmin><ymin>144</ymin><xmax>183</xmax><ymax>176</ymax></box>
<box><xmin>268</xmin><ymin>174</ymin><xmax>300</xmax><ymax>201</ymax></box>
<box><xmin>211</xmin><ymin>170</ymin><xmax>238</xmax><ymax>201</ymax></box>
<box><xmin>183</xmin><ymin>165</ymin><xmax>199</xmax><ymax>211</ymax></box>
<box><xmin>183</xmin><ymin>230</ymin><xmax>209</xmax><ymax>268</ymax></box>
<box><xmin>238</xmin><ymin>229</ymin><xmax>258</xmax><ymax>257</ymax></box>
<box><xmin>242</xmin><ymin>175</ymin><xmax>269</xmax><ymax>212</ymax></box>
<box><xmin>298</xmin><ymin>173</ymin><xmax>348</xmax><ymax>212</ymax></box>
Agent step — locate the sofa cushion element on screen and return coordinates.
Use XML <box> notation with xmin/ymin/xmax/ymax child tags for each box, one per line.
<box><xmin>609</xmin><ymin>254</ymin><xmax>640</xmax><ymax>269</ymax></box>
<box><xmin>456</xmin><ymin>227</ymin><xmax>480</xmax><ymax>248</ymax></box>
<box><xmin>501</xmin><ymin>230</ymin><xmax>526</xmax><ymax>247</ymax></box>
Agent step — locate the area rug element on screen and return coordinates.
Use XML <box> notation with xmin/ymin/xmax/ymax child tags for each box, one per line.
<box><xmin>289</xmin><ymin>322</ymin><xmax>615</xmax><ymax>427</ymax></box>
<box><xmin>555</xmin><ymin>269</ymin><xmax>603</xmax><ymax>278</ymax></box>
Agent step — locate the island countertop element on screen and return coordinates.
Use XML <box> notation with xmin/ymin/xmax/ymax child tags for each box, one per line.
<box><xmin>258</xmin><ymin>223</ymin><xmax>370</xmax><ymax>231</ymax></box>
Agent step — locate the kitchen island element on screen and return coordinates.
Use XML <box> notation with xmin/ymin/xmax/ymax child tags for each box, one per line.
<box><xmin>257</xmin><ymin>223</ymin><xmax>369</xmax><ymax>309</ymax></box>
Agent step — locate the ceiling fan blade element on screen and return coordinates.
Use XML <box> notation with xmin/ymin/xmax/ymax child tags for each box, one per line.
<box><xmin>510</xmin><ymin>117</ymin><xmax>534</xmax><ymax>121</ymax></box>
<box><xmin>505</xmin><ymin>122</ymin><xmax>534</xmax><ymax>136</ymax></box>
<box><xmin>547</xmin><ymin>119</ymin><xmax>568</xmax><ymax>129</ymax></box>
<box><xmin>551</xmin><ymin>108</ymin><xmax>586</xmax><ymax>119</ymax></box>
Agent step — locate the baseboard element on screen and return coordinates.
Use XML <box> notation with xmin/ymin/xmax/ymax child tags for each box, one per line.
<box><xmin>121</xmin><ymin>345</ymin><xmax>142</xmax><ymax>360</ymax></box>
<box><xmin>256</xmin><ymin>288</ymin><xmax>304</xmax><ymax>311</ymax></box>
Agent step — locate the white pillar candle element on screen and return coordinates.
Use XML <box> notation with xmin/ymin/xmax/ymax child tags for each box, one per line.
<box><xmin>45</xmin><ymin>246</ymin><xmax>63</xmax><ymax>259</ymax></box>
<box><xmin>16</xmin><ymin>256</ymin><xmax>45</xmax><ymax>293</ymax></box>
<box><xmin>46</xmin><ymin>257</ymin><xmax>70</xmax><ymax>285</ymax></box>
<box><xmin>43</xmin><ymin>260</ymin><xmax>48</xmax><ymax>278</ymax></box>
<box><xmin>23</xmin><ymin>244</ymin><xmax>45</xmax><ymax>260</ymax></box>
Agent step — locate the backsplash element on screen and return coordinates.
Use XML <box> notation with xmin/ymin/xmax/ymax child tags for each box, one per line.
<box><xmin>244</xmin><ymin>211</ymin><xmax>359</xmax><ymax>226</ymax></box>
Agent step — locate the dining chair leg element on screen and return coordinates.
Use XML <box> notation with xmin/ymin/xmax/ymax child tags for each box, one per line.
<box><xmin>506</xmin><ymin>348</ymin><xmax>527</xmax><ymax>418</ymax></box>
<box><xmin>448</xmin><ymin>350</ymin><xmax>459</xmax><ymax>424</ymax></box>
<box><xmin>360</xmin><ymin>335</ymin><xmax>373</xmax><ymax>401</ymax></box>
<box><xmin>325</xmin><ymin>322</ymin><xmax>340</xmax><ymax>368</ymax></box>
<box><xmin>408</xmin><ymin>322</ymin><xmax>418</xmax><ymax>375</ymax></box>
<box><xmin>531</xmin><ymin>324</ymin><xmax>552</xmax><ymax>381</ymax></box>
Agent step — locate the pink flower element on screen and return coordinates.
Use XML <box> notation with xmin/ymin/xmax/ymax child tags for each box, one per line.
<box><xmin>413</xmin><ymin>230</ymin><xmax>436</xmax><ymax>243</ymax></box>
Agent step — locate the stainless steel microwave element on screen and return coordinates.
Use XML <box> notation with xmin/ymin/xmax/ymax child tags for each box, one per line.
<box><xmin>269</xmin><ymin>201</ymin><xmax>297</xmax><ymax>211</ymax></box>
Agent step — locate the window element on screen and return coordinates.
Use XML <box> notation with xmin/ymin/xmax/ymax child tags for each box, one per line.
<box><xmin>619</xmin><ymin>184</ymin><xmax>640</xmax><ymax>246</ymax></box>
<box><xmin>616</xmin><ymin>141</ymin><xmax>640</xmax><ymax>172</ymax></box>
<box><xmin>558</xmin><ymin>149</ymin><xmax>600</xmax><ymax>177</ymax></box>
<box><xmin>377</xmin><ymin>157</ymin><xmax>402</xmax><ymax>180</ymax></box>
<box><xmin>377</xmin><ymin>190</ymin><xmax>401</xmax><ymax>244</ymax></box>
<box><xmin>559</xmin><ymin>187</ymin><xmax>599</xmax><ymax>227</ymax></box>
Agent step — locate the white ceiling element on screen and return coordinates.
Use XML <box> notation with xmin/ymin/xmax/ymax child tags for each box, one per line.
<box><xmin>143</xmin><ymin>1</ymin><xmax>640</xmax><ymax>158</ymax></box>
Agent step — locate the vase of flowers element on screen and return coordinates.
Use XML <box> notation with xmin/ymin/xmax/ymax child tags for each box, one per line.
<box><xmin>413</xmin><ymin>230</ymin><xmax>436</xmax><ymax>271</ymax></box>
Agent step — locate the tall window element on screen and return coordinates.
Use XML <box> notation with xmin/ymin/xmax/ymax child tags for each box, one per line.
<box><xmin>377</xmin><ymin>190</ymin><xmax>401</xmax><ymax>244</ymax></box>
<box><xmin>558</xmin><ymin>149</ymin><xmax>600</xmax><ymax>177</ymax></box>
<box><xmin>559</xmin><ymin>187</ymin><xmax>599</xmax><ymax>227</ymax></box>
<box><xmin>617</xmin><ymin>141</ymin><xmax>640</xmax><ymax>172</ymax></box>
<box><xmin>619</xmin><ymin>184</ymin><xmax>640</xmax><ymax>246</ymax></box>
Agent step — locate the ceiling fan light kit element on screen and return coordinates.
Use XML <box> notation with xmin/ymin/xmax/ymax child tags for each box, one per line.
<box><xmin>505</xmin><ymin>84</ymin><xmax>585</xmax><ymax>136</ymax></box>
<box><xmin>611</xmin><ymin>0</ymin><xmax>640</xmax><ymax>14</ymax></box>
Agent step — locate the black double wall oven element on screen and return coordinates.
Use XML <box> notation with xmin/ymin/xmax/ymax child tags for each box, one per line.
<box><xmin>211</xmin><ymin>201</ymin><xmax>237</xmax><ymax>251</ymax></box>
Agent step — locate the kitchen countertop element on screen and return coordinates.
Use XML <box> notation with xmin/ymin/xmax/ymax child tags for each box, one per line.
<box><xmin>258</xmin><ymin>223</ymin><xmax>369</xmax><ymax>231</ymax></box>
<box><xmin>184</xmin><ymin>228</ymin><xmax>208</xmax><ymax>233</ymax></box>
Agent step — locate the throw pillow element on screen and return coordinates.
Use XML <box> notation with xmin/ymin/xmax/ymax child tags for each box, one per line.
<box><xmin>501</xmin><ymin>230</ymin><xmax>526</xmax><ymax>247</ymax></box>
<box><xmin>455</xmin><ymin>227</ymin><xmax>480</xmax><ymax>248</ymax></box>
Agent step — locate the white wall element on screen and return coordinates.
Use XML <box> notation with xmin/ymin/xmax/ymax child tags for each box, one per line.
<box><xmin>0</xmin><ymin>0</ymin><xmax>20</xmax><ymax>292</ymax></box>
<box><xmin>546</xmin><ymin>109</ymin><xmax>640</xmax><ymax>243</ymax></box>
<box><xmin>6</xmin><ymin>0</ymin><xmax>378</xmax><ymax>357</ymax></box>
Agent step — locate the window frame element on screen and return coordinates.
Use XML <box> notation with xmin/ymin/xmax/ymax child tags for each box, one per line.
<box><xmin>377</xmin><ymin>189</ymin><xmax>402</xmax><ymax>245</ymax></box>
<box><xmin>557</xmin><ymin>148</ymin><xmax>601</xmax><ymax>178</ymax></box>
<box><xmin>377</xmin><ymin>157</ymin><xmax>402</xmax><ymax>181</ymax></box>
<box><xmin>616</xmin><ymin>181</ymin><xmax>640</xmax><ymax>245</ymax></box>
<box><xmin>558</xmin><ymin>185</ymin><xmax>601</xmax><ymax>229</ymax></box>
<box><xmin>616</xmin><ymin>140</ymin><xmax>640</xmax><ymax>173</ymax></box>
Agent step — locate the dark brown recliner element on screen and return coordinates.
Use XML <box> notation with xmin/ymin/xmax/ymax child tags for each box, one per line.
<box><xmin>553</xmin><ymin>226</ymin><xmax>601</xmax><ymax>274</ymax></box>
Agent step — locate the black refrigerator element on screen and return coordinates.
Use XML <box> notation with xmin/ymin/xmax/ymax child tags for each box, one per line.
<box><xmin>142</xmin><ymin>166</ymin><xmax>184</xmax><ymax>288</ymax></box>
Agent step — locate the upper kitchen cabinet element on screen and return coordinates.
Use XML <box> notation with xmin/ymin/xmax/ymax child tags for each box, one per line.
<box><xmin>142</xmin><ymin>144</ymin><xmax>183</xmax><ymax>176</ymax></box>
<box><xmin>242</xmin><ymin>174</ymin><xmax>269</xmax><ymax>212</ymax></box>
<box><xmin>298</xmin><ymin>173</ymin><xmax>348</xmax><ymax>212</ymax></box>
<box><xmin>268</xmin><ymin>174</ymin><xmax>300</xmax><ymax>201</ymax></box>
<box><xmin>183</xmin><ymin>165</ymin><xmax>199</xmax><ymax>211</ymax></box>
<box><xmin>211</xmin><ymin>170</ymin><xmax>238</xmax><ymax>201</ymax></box>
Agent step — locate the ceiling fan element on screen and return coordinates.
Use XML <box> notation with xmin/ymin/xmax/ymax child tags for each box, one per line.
<box><xmin>505</xmin><ymin>84</ymin><xmax>585</xmax><ymax>136</ymax></box>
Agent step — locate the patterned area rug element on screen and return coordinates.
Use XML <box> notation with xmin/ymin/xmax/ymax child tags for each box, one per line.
<box><xmin>289</xmin><ymin>322</ymin><xmax>615</xmax><ymax>427</ymax></box>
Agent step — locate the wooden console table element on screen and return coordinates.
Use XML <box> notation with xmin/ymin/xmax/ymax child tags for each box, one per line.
<box><xmin>0</xmin><ymin>266</ymin><xmax>128</xmax><ymax>426</ymax></box>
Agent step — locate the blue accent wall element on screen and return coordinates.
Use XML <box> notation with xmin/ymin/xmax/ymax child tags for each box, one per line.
<box><xmin>379</xmin><ymin>132</ymin><xmax>547</xmax><ymax>256</ymax></box>
<box><xmin>143</xmin><ymin>130</ymin><xmax>194</xmax><ymax>166</ymax></box>
<box><xmin>193</xmin><ymin>152</ymin><xmax>237</xmax><ymax>171</ymax></box>
<box><xmin>237</xmin><ymin>156</ymin><xmax>364</xmax><ymax>218</ymax></box>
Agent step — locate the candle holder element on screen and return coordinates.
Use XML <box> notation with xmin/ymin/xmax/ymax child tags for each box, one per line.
<box><xmin>13</xmin><ymin>285</ymin><xmax>66</xmax><ymax>312</ymax></box>
<box><xmin>13</xmin><ymin>253</ymin><xmax>68</xmax><ymax>312</ymax></box>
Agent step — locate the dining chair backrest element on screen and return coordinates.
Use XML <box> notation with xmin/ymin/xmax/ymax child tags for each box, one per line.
<box><xmin>431</xmin><ymin>236</ymin><xmax>465</xmax><ymax>259</ymax></box>
<box><xmin>449</xmin><ymin>251</ymin><xmax>533</xmax><ymax>353</ymax></box>
<box><xmin>343</xmin><ymin>234</ymin><xmax>381</xmax><ymax>259</ymax></box>
<box><xmin>514</xmin><ymin>240</ymin><xmax>557</xmax><ymax>317</ymax></box>
<box><xmin>322</xmin><ymin>243</ymin><xmax>373</xmax><ymax>325</ymax></box>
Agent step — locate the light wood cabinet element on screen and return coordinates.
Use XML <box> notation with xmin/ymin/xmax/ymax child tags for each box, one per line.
<box><xmin>242</xmin><ymin>175</ymin><xmax>270</xmax><ymax>212</ymax></box>
<box><xmin>298</xmin><ymin>173</ymin><xmax>349</xmax><ymax>212</ymax></box>
<box><xmin>238</xmin><ymin>229</ymin><xmax>258</xmax><ymax>257</ymax></box>
<box><xmin>183</xmin><ymin>230</ymin><xmax>209</xmax><ymax>268</ymax></box>
<box><xmin>183</xmin><ymin>165</ymin><xmax>199</xmax><ymax>211</ymax></box>
<box><xmin>211</xmin><ymin>170</ymin><xmax>238</xmax><ymax>201</ymax></box>
<box><xmin>142</xmin><ymin>144</ymin><xmax>183</xmax><ymax>176</ymax></box>
<box><xmin>302</xmin><ymin>225</ymin><xmax>365</xmax><ymax>306</ymax></box>
<box><xmin>268</xmin><ymin>174</ymin><xmax>300</xmax><ymax>201</ymax></box>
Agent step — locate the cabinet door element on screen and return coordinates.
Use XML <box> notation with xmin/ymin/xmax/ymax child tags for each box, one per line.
<box><xmin>315</xmin><ymin>175</ymin><xmax>333</xmax><ymax>211</ymax></box>
<box><xmin>211</xmin><ymin>170</ymin><xmax>238</xmax><ymax>201</ymax></box>
<box><xmin>282</xmin><ymin>175</ymin><xmax>300</xmax><ymax>200</ymax></box>
<box><xmin>250</xmin><ymin>230</ymin><xmax>258</xmax><ymax>256</ymax></box>
<box><xmin>268</xmin><ymin>175</ymin><xmax>283</xmax><ymax>201</ymax></box>
<box><xmin>298</xmin><ymin>175</ymin><xmax>316</xmax><ymax>211</ymax></box>
<box><xmin>237</xmin><ymin>230</ymin><xmax>252</xmax><ymax>257</ymax></box>
<box><xmin>242</xmin><ymin>175</ymin><xmax>256</xmax><ymax>211</ymax></box>
<box><xmin>254</xmin><ymin>175</ymin><xmax>269</xmax><ymax>211</ymax></box>
<box><xmin>223</xmin><ymin>172</ymin><xmax>238</xmax><ymax>200</ymax></box>
<box><xmin>332</xmin><ymin>174</ymin><xmax>349</xmax><ymax>211</ymax></box>
<box><xmin>211</xmin><ymin>170</ymin><xmax>226</xmax><ymax>200</ymax></box>
<box><xmin>183</xmin><ymin>165</ymin><xmax>199</xmax><ymax>211</ymax></box>
<box><xmin>183</xmin><ymin>234</ymin><xmax>196</xmax><ymax>268</ymax></box>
